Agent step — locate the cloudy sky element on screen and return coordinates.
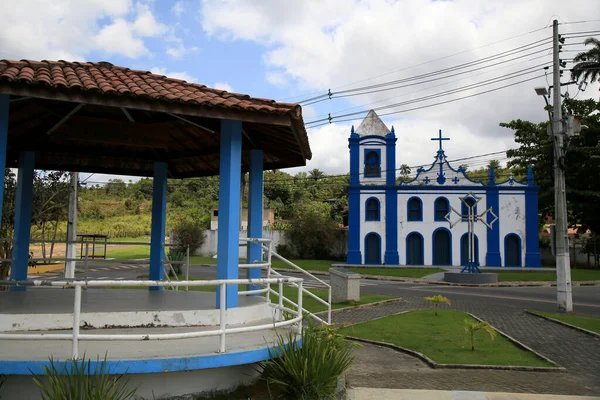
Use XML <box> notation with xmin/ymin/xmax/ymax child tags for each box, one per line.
<box><xmin>2</xmin><ymin>0</ymin><xmax>599</xmax><ymax>182</ymax></box>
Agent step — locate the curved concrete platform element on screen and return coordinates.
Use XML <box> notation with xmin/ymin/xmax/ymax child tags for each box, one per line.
<box><xmin>444</xmin><ymin>272</ymin><xmax>498</xmax><ymax>284</ymax></box>
<box><xmin>0</xmin><ymin>289</ymin><xmax>298</xmax><ymax>399</ymax></box>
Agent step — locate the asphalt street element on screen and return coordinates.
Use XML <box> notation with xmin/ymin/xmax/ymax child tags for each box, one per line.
<box><xmin>34</xmin><ymin>263</ymin><xmax>600</xmax><ymax>317</ymax></box>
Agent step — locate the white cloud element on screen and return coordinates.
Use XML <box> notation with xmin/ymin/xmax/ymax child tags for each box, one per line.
<box><xmin>95</xmin><ymin>19</ymin><xmax>149</xmax><ymax>58</ymax></box>
<box><xmin>166</xmin><ymin>42</ymin><xmax>200</xmax><ymax>59</ymax></box>
<box><xmin>0</xmin><ymin>0</ymin><xmax>167</xmax><ymax>61</ymax></box>
<box><xmin>213</xmin><ymin>82</ymin><xmax>234</xmax><ymax>92</ymax></box>
<box><xmin>172</xmin><ymin>1</ymin><xmax>185</xmax><ymax>17</ymax></box>
<box><xmin>151</xmin><ymin>67</ymin><xmax>197</xmax><ymax>83</ymax></box>
<box><xmin>266</xmin><ymin>71</ymin><xmax>289</xmax><ymax>88</ymax></box>
<box><xmin>132</xmin><ymin>4</ymin><xmax>168</xmax><ymax>37</ymax></box>
<box><xmin>201</xmin><ymin>0</ymin><xmax>600</xmax><ymax>174</ymax></box>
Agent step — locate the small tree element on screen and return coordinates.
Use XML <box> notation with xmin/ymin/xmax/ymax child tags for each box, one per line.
<box><xmin>424</xmin><ymin>295</ymin><xmax>451</xmax><ymax>316</ymax></box>
<box><xmin>171</xmin><ymin>218</ymin><xmax>205</xmax><ymax>255</ymax></box>
<box><xmin>464</xmin><ymin>319</ymin><xmax>496</xmax><ymax>351</ymax></box>
<box><xmin>286</xmin><ymin>201</ymin><xmax>339</xmax><ymax>259</ymax></box>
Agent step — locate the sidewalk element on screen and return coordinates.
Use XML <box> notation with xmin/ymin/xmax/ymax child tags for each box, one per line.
<box><xmin>348</xmin><ymin>388</ymin><xmax>600</xmax><ymax>400</ymax></box>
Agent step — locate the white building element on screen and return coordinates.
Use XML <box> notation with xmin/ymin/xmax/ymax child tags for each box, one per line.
<box><xmin>347</xmin><ymin>110</ymin><xmax>541</xmax><ymax>268</ymax></box>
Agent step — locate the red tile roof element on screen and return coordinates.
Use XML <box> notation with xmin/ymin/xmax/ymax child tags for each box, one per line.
<box><xmin>0</xmin><ymin>59</ymin><xmax>301</xmax><ymax>116</ymax></box>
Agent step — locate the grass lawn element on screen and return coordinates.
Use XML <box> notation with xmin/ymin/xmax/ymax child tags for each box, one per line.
<box><xmin>497</xmin><ymin>269</ymin><xmax>600</xmax><ymax>282</ymax></box>
<box><xmin>340</xmin><ymin>309</ymin><xmax>553</xmax><ymax>367</ymax></box>
<box><xmin>529</xmin><ymin>310</ymin><xmax>600</xmax><ymax>334</ymax></box>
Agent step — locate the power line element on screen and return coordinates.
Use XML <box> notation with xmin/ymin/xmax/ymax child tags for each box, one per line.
<box><xmin>306</xmin><ymin>64</ymin><xmax>550</xmax><ymax>125</ymax></box>
<box><xmin>300</xmin><ymin>38</ymin><xmax>552</xmax><ymax>105</ymax></box>
<box><xmin>306</xmin><ymin>74</ymin><xmax>547</xmax><ymax>128</ymax></box>
<box><xmin>282</xmin><ymin>25</ymin><xmax>552</xmax><ymax>104</ymax></box>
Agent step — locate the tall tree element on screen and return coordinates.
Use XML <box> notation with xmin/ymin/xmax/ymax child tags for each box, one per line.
<box><xmin>571</xmin><ymin>38</ymin><xmax>600</xmax><ymax>98</ymax></box>
<box><xmin>502</xmin><ymin>98</ymin><xmax>600</xmax><ymax>234</ymax></box>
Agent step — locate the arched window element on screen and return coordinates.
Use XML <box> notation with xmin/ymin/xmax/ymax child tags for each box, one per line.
<box><xmin>461</xmin><ymin>197</ymin><xmax>477</xmax><ymax>221</ymax></box>
<box><xmin>407</xmin><ymin>197</ymin><xmax>422</xmax><ymax>221</ymax></box>
<box><xmin>364</xmin><ymin>150</ymin><xmax>380</xmax><ymax>177</ymax></box>
<box><xmin>434</xmin><ymin>197</ymin><xmax>449</xmax><ymax>221</ymax></box>
<box><xmin>366</xmin><ymin>198</ymin><xmax>380</xmax><ymax>221</ymax></box>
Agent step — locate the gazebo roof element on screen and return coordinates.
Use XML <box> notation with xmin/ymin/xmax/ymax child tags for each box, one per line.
<box><xmin>0</xmin><ymin>60</ymin><xmax>312</xmax><ymax>178</ymax></box>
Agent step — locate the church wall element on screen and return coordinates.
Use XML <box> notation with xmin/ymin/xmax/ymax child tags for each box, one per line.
<box><xmin>359</xmin><ymin>191</ymin><xmax>386</xmax><ymax>261</ymax></box>
<box><xmin>499</xmin><ymin>192</ymin><xmax>527</xmax><ymax>266</ymax></box>
<box><xmin>397</xmin><ymin>190</ymin><xmax>487</xmax><ymax>266</ymax></box>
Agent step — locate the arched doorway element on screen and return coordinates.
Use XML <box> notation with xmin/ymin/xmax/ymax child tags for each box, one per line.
<box><xmin>365</xmin><ymin>233</ymin><xmax>381</xmax><ymax>264</ymax></box>
<box><xmin>433</xmin><ymin>228</ymin><xmax>452</xmax><ymax>265</ymax></box>
<box><xmin>406</xmin><ymin>233</ymin><xmax>424</xmax><ymax>265</ymax></box>
<box><xmin>505</xmin><ymin>234</ymin><xmax>522</xmax><ymax>267</ymax></box>
<box><xmin>460</xmin><ymin>233</ymin><xmax>479</xmax><ymax>266</ymax></box>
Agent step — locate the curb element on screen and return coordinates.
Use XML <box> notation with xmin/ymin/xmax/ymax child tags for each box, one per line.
<box><xmin>341</xmin><ymin>309</ymin><xmax>565</xmax><ymax>372</ymax></box>
<box><xmin>273</xmin><ymin>268</ymin><xmax>600</xmax><ymax>288</ymax></box>
<box><xmin>525</xmin><ymin>310</ymin><xmax>600</xmax><ymax>339</ymax></box>
<box><xmin>313</xmin><ymin>298</ymin><xmax>405</xmax><ymax>319</ymax></box>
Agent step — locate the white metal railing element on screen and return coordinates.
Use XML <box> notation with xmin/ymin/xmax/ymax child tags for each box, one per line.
<box><xmin>260</xmin><ymin>243</ymin><xmax>332</xmax><ymax>325</ymax></box>
<box><xmin>0</xmin><ymin>277</ymin><xmax>303</xmax><ymax>359</ymax></box>
<box><xmin>0</xmin><ymin>238</ymin><xmax>191</xmax><ymax>288</ymax></box>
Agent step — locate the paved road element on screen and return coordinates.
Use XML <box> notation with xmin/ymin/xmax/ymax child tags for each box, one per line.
<box><xmin>34</xmin><ymin>264</ymin><xmax>600</xmax><ymax>316</ymax></box>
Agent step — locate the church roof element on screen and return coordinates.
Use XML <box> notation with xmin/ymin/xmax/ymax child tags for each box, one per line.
<box><xmin>355</xmin><ymin>110</ymin><xmax>390</xmax><ymax>136</ymax></box>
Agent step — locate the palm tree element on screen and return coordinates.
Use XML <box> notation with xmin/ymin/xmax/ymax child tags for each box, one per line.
<box><xmin>399</xmin><ymin>164</ymin><xmax>411</xmax><ymax>180</ymax></box>
<box><xmin>308</xmin><ymin>168</ymin><xmax>326</xmax><ymax>181</ymax></box>
<box><xmin>464</xmin><ymin>319</ymin><xmax>496</xmax><ymax>351</ymax></box>
<box><xmin>571</xmin><ymin>38</ymin><xmax>600</xmax><ymax>98</ymax></box>
<box><xmin>424</xmin><ymin>295</ymin><xmax>451</xmax><ymax>316</ymax></box>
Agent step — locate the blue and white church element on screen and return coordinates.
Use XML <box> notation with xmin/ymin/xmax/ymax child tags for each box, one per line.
<box><xmin>347</xmin><ymin>110</ymin><xmax>541</xmax><ymax>268</ymax></box>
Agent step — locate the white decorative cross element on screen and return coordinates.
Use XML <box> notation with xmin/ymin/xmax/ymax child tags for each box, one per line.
<box><xmin>445</xmin><ymin>192</ymin><xmax>498</xmax><ymax>273</ymax></box>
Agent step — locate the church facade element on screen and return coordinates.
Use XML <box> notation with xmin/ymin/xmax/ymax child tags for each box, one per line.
<box><xmin>347</xmin><ymin>110</ymin><xmax>541</xmax><ymax>267</ymax></box>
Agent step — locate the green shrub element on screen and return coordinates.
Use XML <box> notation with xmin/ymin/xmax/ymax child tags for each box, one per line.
<box><xmin>168</xmin><ymin>249</ymin><xmax>186</xmax><ymax>276</ymax></box>
<box><xmin>171</xmin><ymin>218</ymin><xmax>205</xmax><ymax>255</ymax></box>
<box><xmin>275</xmin><ymin>244</ymin><xmax>294</xmax><ymax>259</ymax></box>
<box><xmin>31</xmin><ymin>354</ymin><xmax>138</xmax><ymax>400</ymax></box>
<box><xmin>260</xmin><ymin>320</ymin><xmax>355</xmax><ymax>399</ymax></box>
<box><xmin>286</xmin><ymin>202</ymin><xmax>339</xmax><ymax>259</ymax></box>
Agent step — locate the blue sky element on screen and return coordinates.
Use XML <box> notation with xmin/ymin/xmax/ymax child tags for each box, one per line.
<box><xmin>1</xmin><ymin>0</ymin><xmax>599</xmax><ymax>183</ymax></box>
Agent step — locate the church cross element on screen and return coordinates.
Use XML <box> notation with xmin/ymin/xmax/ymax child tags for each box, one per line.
<box><xmin>431</xmin><ymin>129</ymin><xmax>450</xmax><ymax>151</ymax></box>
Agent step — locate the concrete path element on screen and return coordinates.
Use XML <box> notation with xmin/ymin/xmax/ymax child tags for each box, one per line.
<box><xmin>348</xmin><ymin>388</ymin><xmax>600</xmax><ymax>400</ymax></box>
<box><xmin>335</xmin><ymin>297</ymin><xmax>600</xmax><ymax>396</ymax></box>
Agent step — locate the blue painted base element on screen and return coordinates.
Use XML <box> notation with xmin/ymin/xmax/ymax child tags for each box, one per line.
<box><xmin>347</xmin><ymin>250</ymin><xmax>362</xmax><ymax>264</ymax></box>
<box><xmin>525</xmin><ymin>253</ymin><xmax>541</xmax><ymax>268</ymax></box>
<box><xmin>485</xmin><ymin>252</ymin><xmax>501</xmax><ymax>267</ymax></box>
<box><xmin>0</xmin><ymin>339</ymin><xmax>302</xmax><ymax>376</ymax></box>
<box><xmin>384</xmin><ymin>252</ymin><xmax>399</xmax><ymax>265</ymax></box>
<box><xmin>460</xmin><ymin>262</ymin><xmax>481</xmax><ymax>274</ymax></box>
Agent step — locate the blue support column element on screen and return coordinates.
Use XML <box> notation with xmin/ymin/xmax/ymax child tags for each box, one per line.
<box><xmin>384</xmin><ymin>127</ymin><xmax>399</xmax><ymax>265</ymax></box>
<box><xmin>525</xmin><ymin>165</ymin><xmax>541</xmax><ymax>267</ymax></box>
<box><xmin>216</xmin><ymin>119</ymin><xmax>242</xmax><ymax>309</ymax></box>
<box><xmin>347</xmin><ymin>127</ymin><xmax>362</xmax><ymax>264</ymax></box>
<box><xmin>246</xmin><ymin>149</ymin><xmax>264</xmax><ymax>293</ymax></box>
<box><xmin>0</xmin><ymin>95</ymin><xmax>9</xmax><ymax>228</ymax></box>
<box><xmin>11</xmin><ymin>152</ymin><xmax>35</xmax><ymax>290</ymax></box>
<box><xmin>485</xmin><ymin>165</ymin><xmax>501</xmax><ymax>266</ymax></box>
<box><xmin>149</xmin><ymin>161</ymin><xmax>167</xmax><ymax>289</ymax></box>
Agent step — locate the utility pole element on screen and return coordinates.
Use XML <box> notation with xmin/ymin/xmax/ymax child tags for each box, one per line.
<box><xmin>65</xmin><ymin>172</ymin><xmax>78</xmax><ymax>279</ymax></box>
<box><xmin>552</xmin><ymin>19</ymin><xmax>572</xmax><ymax>312</ymax></box>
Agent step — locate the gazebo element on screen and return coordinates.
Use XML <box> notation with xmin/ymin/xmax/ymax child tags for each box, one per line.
<box><xmin>0</xmin><ymin>60</ymin><xmax>312</xmax><ymax>398</ymax></box>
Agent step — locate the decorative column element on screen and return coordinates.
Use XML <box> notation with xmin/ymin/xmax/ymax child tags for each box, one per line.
<box><xmin>246</xmin><ymin>149</ymin><xmax>264</xmax><ymax>293</ymax></box>
<box><xmin>485</xmin><ymin>164</ymin><xmax>501</xmax><ymax>266</ymax></box>
<box><xmin>347</xmin><ymin>126</ymin><xmax>362</xmax><ymax>264</ymax></box>
<box><xmin>384</xmin><ymin>127</ymin><xmax>399</xmax><ymax>264</ymax></box>
<box><xmin>216</xmin><ymin>119</ymin><xmax>242</xmax><ymax>309</ymax></box>
<box><xmin>149</xmin><ymin>161</ymin><xmax>168</xmax><ymax>289</ymax></box>
<box><xmin>525</xmin><ymin>165</ymin><xmax>541</xmax><ymax>267</ymax></box>
<box><xmin>11</xmin><ymin>151</ymin><xmax>35</xmax><ymax>290</ymax></box>
<box><xmin>0</xmin><ymin>95</ymin><xmax>9</xmax><ymax>227</ymax></box>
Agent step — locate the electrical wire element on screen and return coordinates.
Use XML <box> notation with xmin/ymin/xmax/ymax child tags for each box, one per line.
<box><xmin>306</xmin><ymin>73</ymin><xmax>547</xmax><ymax>128</ymax></box>
<box><xmin>300</xmin><ymin>38</ymin><xmax>552</xmax><ymax>105</ymax></box>
<box><xmin>306</xmin><ymin>64</ymin><xmax>550</xmax><ymax>125</ymax></box>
